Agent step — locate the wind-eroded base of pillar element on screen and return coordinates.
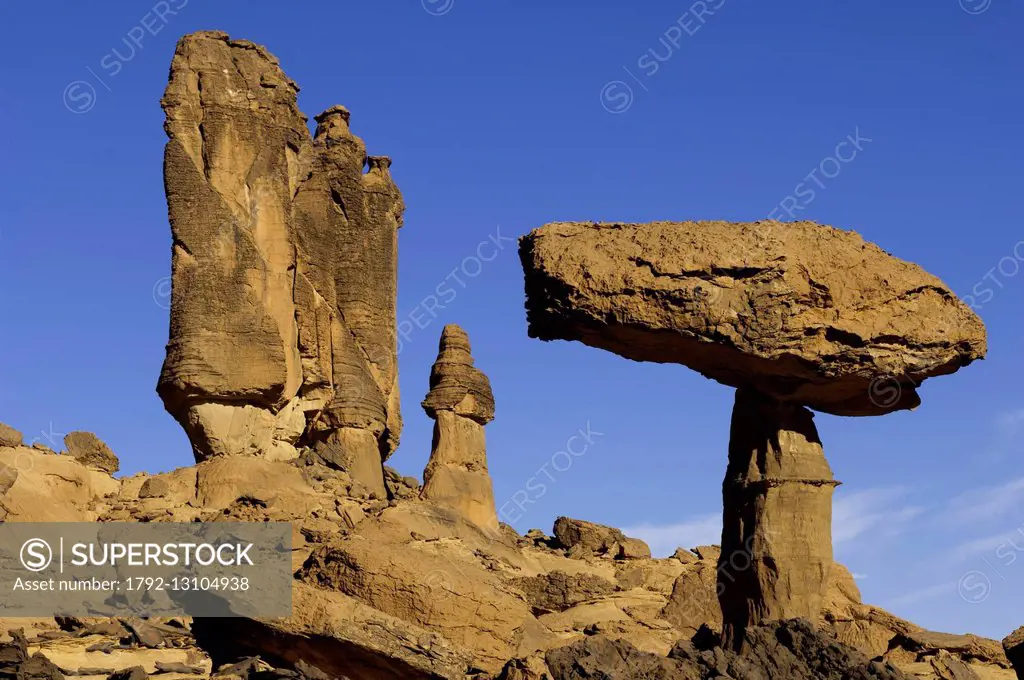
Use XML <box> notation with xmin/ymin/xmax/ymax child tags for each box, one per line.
<box><xmin>314</xmin><ymin>427</ymin><xmax>387</xmax><ymax>499</ymax></box>
<box><xmin>421</xmin><ymin>411</ymin><xmax>499</xmax><ymax>532</ymax></box>
<box><xmin>719</xmin><ymin>388</ymin><xmax>839</xmax><ymax>651</ymax></box>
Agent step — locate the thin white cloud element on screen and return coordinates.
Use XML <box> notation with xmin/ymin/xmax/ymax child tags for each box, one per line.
<box><xmin>887</xmin><ymin>581</ymin><xmax>957</xmax><ymax>607</ymax></box>
<box><xmin>944</xmin><ymin>477</ymin><xmax>1024</xmax><ymax>526</ymax></box>
<box><xmin>626</xmin><ymin>487</ymin><xmax>922</xmax><ymax>559</ymax></box>
<box><xmin>997</xmin><ymin>408</ymin><xmax>1024</xmax><ymax>436</ymax></box>
<box><xmin>833</xmin><ymin>487</ymin><xmax>924</xmax><ymax>546</ymax></box>
<box><xmin>950</xmin><ymin>525</ymin><xmax>1024</xmax><ymax>563</ymax></box>
<box><xmin>622</xmin><ymin>513</ymin><xmax>722</xmax><ymax>558</ymax></box>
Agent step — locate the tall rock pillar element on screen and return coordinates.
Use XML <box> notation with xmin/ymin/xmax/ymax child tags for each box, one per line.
<box><xmin>420</xmin><ymin>325</ymin><xmax>499</xmax><ymax>532</ymax></box>
<box><xmin>719</xmin><ymin>388</ymin><xmax>839</xmax><ymax>650</ymax></box>
<box><xmin>157</xmin><ymin>32</ymin><xmax>404</xmax><ymax>492</ymax></box>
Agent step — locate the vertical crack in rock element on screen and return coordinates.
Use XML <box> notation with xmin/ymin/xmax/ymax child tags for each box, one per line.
<box><xmin>420</xmin><ymin>325</ymin><xmax>499</xmax><ymax>531</ymax></box>
<box><xmin>157</xmin><ymin>31</ymin><xmax>403</xmax><ymax>494</ymax></box>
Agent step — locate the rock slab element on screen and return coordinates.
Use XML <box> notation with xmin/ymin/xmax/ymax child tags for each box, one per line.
<box><xmin>519</xmin><ymin>221</ymin><xmax>985</xmax><ymax>416</ymax></box>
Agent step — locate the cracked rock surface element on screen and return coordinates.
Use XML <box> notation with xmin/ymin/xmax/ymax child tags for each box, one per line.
<box><xmin>519</xmin><ymin>221</ymin><xmax>986</xmax><ymax>416</ymax></box>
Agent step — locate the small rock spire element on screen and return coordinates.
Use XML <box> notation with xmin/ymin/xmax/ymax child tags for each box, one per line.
<box><xmin>420</xmin><ymin>325</ymin><xmax>498</xmax><ymax>531</ymax></box>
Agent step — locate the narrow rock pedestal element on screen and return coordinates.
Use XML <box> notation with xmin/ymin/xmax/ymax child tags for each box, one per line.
<box><xmin>719</xmin><ymin>388</ymin><xmax>840</xmax><ymax>650</ymax></box>
<box><xmin>420</xmin><ymin>325</ymin><xmax>499</xmax><ymax>532</ymax></box>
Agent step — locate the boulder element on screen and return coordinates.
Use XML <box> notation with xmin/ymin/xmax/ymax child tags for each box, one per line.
<box><xmin>554</xmin><ymin>517</ymin><xmax>633</xmax><ymax>558</ymax></box>
<box><xmin>156</xmin><ymin>31</ymin><xmax>404</xmax><ymax>495</ymax></box>
<box><xmin>511</xmin><ymin>571</ymin><xmax>616</xmax><ymax>614</ymax></box>
<box><xmin>1005</xmin><ymin>626</ymin><xmax>1024</xmax><ymax>679</ymax></box>
<box><xmin>884</xmin><ymin>630</ymin><xmax>1014</xmax><ymax>678</ymax></box>
<box><xmin>0</xmin><ymin>423</ymin><xmax>22</xmax><ymax>448</ymax></box>
<box><xmin>63</xmin><ymin>432</ymin><xmax>119</xmax><ymax>474</ymax></box>
<box><xmin>420</xmin><ymin>325</ymin><xmax>499</xmax><ymax>531</ymax></box>
<box><xmin>519</xmin><ymin>220</ymin><xmax>985</xmax><ymax>417</ymax></box>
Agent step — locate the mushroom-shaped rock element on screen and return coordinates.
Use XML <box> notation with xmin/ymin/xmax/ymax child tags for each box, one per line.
<box><xmin>519</xmin><ymin>221</ymin><xmax>985</xmax><ymax>417</ymax></box>
<box><xmin>420</xmin><ymin>325</ymin><xmax>498</xmax><ymax>531</ymax></box>
<box><xmin>519</xmin><ymin>219</ymin><xmax>985</xmax><ymax>649</ymax></box>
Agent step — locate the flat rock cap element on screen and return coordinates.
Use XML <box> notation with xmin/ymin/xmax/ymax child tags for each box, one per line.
<box><xmin>519</xmin><ymin>220</ymin><xmax>986</xmax><ymax>416</ymax></box>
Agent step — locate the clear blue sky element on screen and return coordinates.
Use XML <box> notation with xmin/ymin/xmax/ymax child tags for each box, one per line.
<box><xmin>1</xmin><ymin>0</ymin><xmax>1022</xmax><ymax>639</ymax></box>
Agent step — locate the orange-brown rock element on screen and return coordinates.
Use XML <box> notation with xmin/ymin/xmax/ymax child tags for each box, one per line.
<box><xmin>1005</xmin><ymin>626</ymin><xmax>1024</xmax><ymax>679</ymax></box>
<box><xmin>156</xmin><ymin>32</ymin><xmax>403</xmax><ymax>496</ymax></box>
<box><xmin>519</xmin><ymin>221</ymin><xmax>985</xmax><ymax>417</ymax></box>
<box><xmin>420</xmin><ymin>325</ymin><xmax>499</xmax><ymax>531</ymax></box>
<box><xmin>719</xmin><ymin>388</ymin><xmax>838</xmax><ymax>649</ymax></box>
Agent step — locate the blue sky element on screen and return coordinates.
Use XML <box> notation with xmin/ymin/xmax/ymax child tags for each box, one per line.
<box><xmin>1</xmin><ymin>0</ymin><xmax>1022</xmax><ymax>639</ymax></box>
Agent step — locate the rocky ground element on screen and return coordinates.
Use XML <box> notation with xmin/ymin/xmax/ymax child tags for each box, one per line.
<box><xmin>1</xmin><ymin>433</ymin><xmax>1020</xmax><ymax>680</ymax></box>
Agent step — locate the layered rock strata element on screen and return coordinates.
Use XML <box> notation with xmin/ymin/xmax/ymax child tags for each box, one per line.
<box><xmin>156</xmin><ymin>32</ymin><xmax>403</xmax><ymax>495</ymax></box>
<box><xmin>519</xmin><ymin>221</ymin><xmax>985</xmax><ymax>417</ymax></box>
<box><xmin>420</xmin><ymin>325</ymin><xmax>499</xmax><ymax>531</ymax></box>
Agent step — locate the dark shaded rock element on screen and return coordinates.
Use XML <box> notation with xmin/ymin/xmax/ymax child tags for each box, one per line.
<box><xmin>512</xmin><ymin>571</ymin><xmax>616</xmax><ymax>614</ymax></box>
<box><xmin>106</xmin><ymin>668</ymin><xmax>147</xmax><ymax>680</ymax></box>
<box><xmin>122</xmin><ymin>619</ymin><xmax>164</xmax><ymax>649</ymax></box>
<box><xmin>153</xmin><ymin>661</ymin><xmax>203</xmax><ymax>675</ymax></box>
<box><xmin>1005</xmin><ymin>625</ymin><xmax>1024</xmax><ymax>679</ymax></box>
<box><xmin>138</xmin><ymin>478</ymin><xmax>169</xmax><ymax>499</ymax></box>
<box><xmin>63</xmin><ymin>432</ymin><xmax>119</xmax><ymax>474</ymax></box>
<box><xmin>546</xmin><ymin>619</ymin><xmax>910</xmax><ymax>679</ymax></box>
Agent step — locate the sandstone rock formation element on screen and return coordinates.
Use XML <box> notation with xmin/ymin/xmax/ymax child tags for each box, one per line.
<box><xmin>544</xmin><ymin>619</ymin><xmax>912</xmax><ymax>680</ymax></box>
<box><xmin>0</xmin><ymin>423</ymin><xmax>22</xmax><ymax>448</ymax></box>
<box><xmin>1</xmin><ymin>439</ymin><xmax>1014</xmax><ymax>679</ymax></box>
<box><xmin>553</xmin><ymin>517</ymin><xmax>651</xmax><ymax>560</ymax></box>
<box><xmin>519</xmin><ymin>221</ymin><xmax>985</xmax><ymax>417</ymax></box>
<box><xmin>719</xmin><ymin>388</ymin><xmax>838</xmax><ymax>649</ymax></box>
<box><xmin>63</xmin><ymin>432</ymin><xmax>120</xmax><ymax>474</ymax></box>
<box><xmin>156</xmin><ymin>31</ymin><xmax>403</xmax><ymax>496</ymax></box>
<box><xmin>1004</xmin><ymin>626</ymin><xmax>1024</xmax><ymax>679</ymax></box>
<box><xmin>420</xmin><ymin>325</ymin><xmax>499</xmax><ymax>531</ymax></box>
<box><xmin>520</xmin><ymin>220</ymin><xmax>986</xmax><ymax>647</ymax></box>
